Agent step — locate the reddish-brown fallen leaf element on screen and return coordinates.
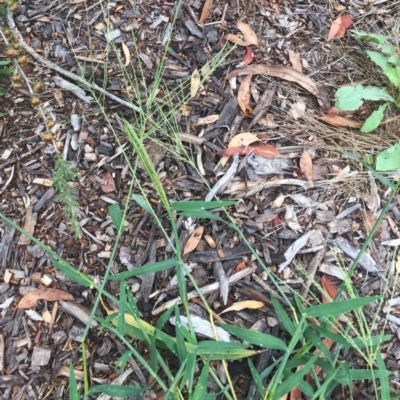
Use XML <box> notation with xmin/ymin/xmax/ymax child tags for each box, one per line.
<box><xmin>17</xmin><ymin>288</ymin><xmax>74</xmax><ymax>309</ymax></box>
<box><xmin>183</xmin><ymin>226</ymin><xmax>204</xmax><ymax>256</ymax></box>
<box><xmin>233</xmin><ymin>261</ymin><xmax>247</xmax><ymax>273</ymax></box>
<box><xmin>243</xmin><ymin>46</ymin><xmax>253</xmax><ymax>64</ymax></box>
<box><xmin>101</xmin><ymin>171</ymin><xmax>116</xmax><ymax>193</ymax></box>
<box><xmin>300</xmin><ymin>150</ymin><xmax>314</xmax><ymax>187</ymax></box>
<box><xmin>218</xmin><ymin>144</ymin><xmax>280</xmax><ymax>158</ymax></box>
<box><xmin>199</xmin><ymin>0</ymin><xmax>213</xmax><ymax>23</ymax></box>
<box><xmin>319</xmin><ymin>114</ymin><xmax>363</xmax><ymax>128</ymax></box>
<box><xmin>321</xmin><ymin>274</ymin><xmax>338</xmax><ymax>303</ymax></box>
<box><xmin>238</xmin><ymin>73</ymin><xmax>253</xmax><ymax>115</ymax></box>
<box><xmin>226</xmin><ymin>65</ymin><xmax>330</xmax><ymax>110</ymax></box>
<box><xmin>236</xmin><ymin>20</ymin><xmax>259</xmax><ymax>46</ymax></box>
<box><xmin>327</xmin><ymin>14</ymin><xmax>352</xmax><ymax>41</ymax></box>
<box><xmin>288</xmin><ymin>49</ymin><xmax>302</xmax><ymax>73</ymax></box>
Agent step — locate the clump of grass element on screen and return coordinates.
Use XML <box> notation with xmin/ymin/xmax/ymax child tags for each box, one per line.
<box><xmin>53</xmin><ymin>152</ymin><xmax>82</xmax><ymax>237</ymax></box>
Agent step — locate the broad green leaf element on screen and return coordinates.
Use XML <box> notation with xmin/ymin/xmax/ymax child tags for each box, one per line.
<box><xmin>219</xmin><ymin>323</ymin><xmax>288</xmax><ymax>351</ymax></box>
<box><xmin>86</xmin><ymin>384</ymin><xmax>145</xmax><ymax>396</ymax></box>
<box><xmin>0</xmin><ymin>61</ymin><xmax>12</xmax><ymax>66</ymax></box>
<box><xmin>179</xmin><ymin>210</ymin><xmax>223</xmax><ymax>221</ymax></box>
<box><xmin>107</xmin><ymin>258</ymin><xmax>178</xmax><ymax>280</ymax></box>
<box><xmin>366</xmin><ymin>51</ymin><xmax>391</xmax><ymax>72</ymax></box>
<box><xmin>376</xmin><ymin>141</ymin><xmax>400</xmax><ymax>171</ymax></box>
<box><xmin>196</xmin><ymin>340</ymin><xmax>256</xmax><ymax>360</ymax></box>
<box><xmin>51</xmin><ymin>258</ymin><xmax>94</xmax><ymax>287</ymax></box>
<box><xmin>385</xmin><ymin>67</ymin><xmax>400</xmax><ymax>88</ymax></box>
<box><xmin>335</xmin><ymin>84</ymin><xmax>394</xmax><ymax>111</ymax></box>
<box><xmin>132</xmin><ymin>194</ymin><xmax>153</xmax><ymax>214</ymax></box>
<box><xmin>0</xmin><ymin>88</ymin><xmax>7</xmax><ymax>96</ymax></box>
<box><xmin>108</xmin><ymin>203</ymin><xmax>122</xmax><ymax>229</ymax></box>
<box><xmin>69</xmin><ymin>363</ymin><xmax>79</xmax><ymax>400</ymax></box>
<box><xmin>351</xmin><ymin>30</ymin><xmax>389</xmax><ymax>45</ymax></box>
<box><xmin>305</xmin><ymin>296</ymin><xmax>379</xmax><ymax>318</ymax></box>
<box><xmin>171</xmin><ymin>200</ymin><xmax>236</xmax><ymax>211</ymax></box>
<box><xmin>0</xmin><ymin>67</ymin><xmax>14</xmax><ymax>75</ymax></box>
<box><xmin>360</xmin><ymin>103</ymin><xmax>388</xmax><ymax>133</ymax></box>
<box><xmin>192</xmin><ymin>362</ymin><xmax>209</xmax><ymax>400</ymax></box>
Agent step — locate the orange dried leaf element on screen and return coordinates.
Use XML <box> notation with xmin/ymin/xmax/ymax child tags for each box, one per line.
<box><xmin>236</xmin><ymin>20</ymin><xmax>258</xmax><ymax>46</ymax></box>
<box><xmin>238</xmin><ymin>73</ymin><xmax>253</xmax><ymax>115</ymax></box>
<box><xmin>220</xmin><ymin>300</ymin><xmax>264</xmax><ymax>315</ymax></box>
<box><xmin>243</xmin><ymin>46</ymin><xmax>254</xmax><ymax>65</ymax></box>
<box><xmin>321</xmin><ymin>274</ymin><xmax>338</xmax><ymax>302</ymax></box>
<box><xmin>300</xmin><ymin>150</ymin><xmax>313</xmax><ymax>187</ymax></box>
<box><xmin>218</xmin><ymin>144</ymin><xmax>280</xmax><ymax>158</ymax></box>
<box><xmin>327</xmin><ymin>14</ymin><xmax>352</xmax><ymax>41</ymax></box>
<box><xmin>183</xmin><ymin>226</ymin><xmax>204</xmax><ymax>256</ymax></box>
<box><xmin>319</xmin><ymin>114</ymin><xmax>363</xmax><ymax>128</ymax></box>
<box><xmin>17</xmin><ymin>288</ymin><xmax>74</xmax><ymax>309</ymax></box>
<box><xmin>199</xmin><ymin>0</ymin><xmax>213</xmax><ymax>23</ymax></box>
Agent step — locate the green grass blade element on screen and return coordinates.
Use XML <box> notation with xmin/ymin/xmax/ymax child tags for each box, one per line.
<box><xmin>69</xmin><ymin>363</ymin><xmax>79</xmax><ymax>400</ymax></box>
<box><xmin>171</xmin><ymin>200</ymin><xmax>236</xmax><ymax>211</ymax></box>
<box><xmin>107</xmin><ymin>258</ymin><xmax>179</xmax><ymax>280</ymax></box>
<box><xmin>179</xmin><ymin>210</ymin><xmax>223</xmax><ymax>221</ymax></box>
<box><xmin>303</xmin><ymin>328</ymin><xmax>333</xmax><ymax>363</ymax></box>
<box><xmin>86</xmin><ymin>384</ymin><xmax>146</xmax><ymax>396</ymax></box>
<box><xmin>108</xmin><ymin>203</ymin><xmax>123</xmax><ymax>229</ymax></box>
<box><xmin>305</xmin><ymin>296</ymin><xmax>380</xmax><ymax>318</ymax></box>
<box><xmin>219</xmin><ymin>323</ymin><xmax>288</xmax><ymax>351</ymax></box>
<box><xmin>118</xmin><ymin>281</ymin><xmax>127</xmax><ymax>336</ymax></box>
<box><xmin>132</xmin><ymin>194</ymin><xmax>154</xmax><ymax>214</ymax></box>
<box><xmin>192</xmin><ymin>362</ymin><xmax>209</xmax><ymax>400</ymax></box>
<box><xmin>375</xmin><ymin>349</ymin><xmax>391</xmax><ymax>399</ymax></box>
<box><xmin>115</xmin><ymin>350</ymin><xmax>133</xmax><ymax>374</ymax></box>
<box><xmin>51</xmin><ymin>259</ymin><xmax>94</xmax><ymax>287</ymax></box>
<box><xmin>271</xmin><ymin>296</ymin><xmax>295</xmax><ymax>336</ymax></box>
<box><xmin>335</xmin><ymin>369</ymin><xmax>391</xmax><ymax>384</ymax></box>
<box><xmin>174</xmin><ymin>307</ymin><xmax>188</xmax><ymax>361</ymax></box>
<box><xmin>248</xmin><ymin>358</ymin><xmax>264</xmax><ymax>396</ymax></box>
<box><xmin>196</xmin><ymin>341</ymin><xmax>257</xmax><ymax>360</ymax></box>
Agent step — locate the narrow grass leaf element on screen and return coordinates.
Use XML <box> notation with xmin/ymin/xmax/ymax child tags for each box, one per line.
<box><xmin>375</xmin><ymin>349</ymin><xmax>391</xmax><ymax>400</ymax></box>
<box><xmin>304</xmin><ymin>296</ymin><xmax>379</xmax><ymax>318</ymax></box>
<box><xmin>335</xmin><ymin>369</ymin><xmax>391</xmax><ymax>383</ymax></box>
<box><xmin>274</xmin><ymin>353</ymin><xmax>320</xmax><ymax>398</ymax></box>
<box><xmin>108</xmin><ymin>203</ymin><xmax>123</xmax><ymax>229</ymax></box>
<box><xmin>115</xmin><ymin>350</ymin><xmax>133</xmax><ymax>374</ymax></box>
<box><xmin>248</xmin><ymin>358</ymin><xmax>264</xmax><ymax>395</ymax></box>
<box><xmin>107</xmin><ymin>258</ymin><xmax>178</xmax><ymax>280</ymax></box>
<box><xmin>51</xmin><ymin>259</ymin><xmax>94</xmax><ymax>287</ymax></box>
<box><xmin>362</xmin><ymin>163</ymin><xmax>395</xmax><ymax>189</ymax></box>
<box><xmin>219</xmin><ymin>323</ymin><xmax>288</xmax><ymax>350</ymax></box>
<box><xmin>192</xmin><ymin>362</ymin><xmax>209</xmax><ymax>400</ymax></box>
<box><xmin>132</xmin><ymin>194</ymin><xmax>154</xmax><ymax>214</ymax></box>
<box><xmin>304</xmin><ymin>328</ymin><xmax>333</xmax><ymax>363</ymax></box>
<box><xmin>345</xmin><ymin>334</ymin><xmax>392</xmax><ymax>349</ymax></box>
<box><xmin>69</xmin><ymin>363</ymin><xmax>79</xmax><ymax>400</ymax></box>
<box><xmin>118</xmin><ymin>281</ymin><xmax>127</xmax><ymax>336</ymax></box>
<box><xmin>271</xmin><ymin>296</ymin><xmax>295</xmax><ymax>336</ymax></box>
<box><xmin>197</xmin><ymin>340</ymin><xmax>257</xmax><ymax>360</ymax></box>
<box><xmin>181</xmin><ymin>352</ymin><xmax>197</xmax><ymax>392</ymax></box>
<box><xmin>86</xmin><ymin>385</ymin><xmax>145</xmax><ymax>396</ymax></box>
<box><xmin>174</xmin><ymin>307</ymin><xmax>188</xmax><ymax>361</ymax></box>
<box><xmin>180</xmin><ymin>210</ymin><xmax>223</xmax><ymax>221</ymax></box>
<box><xmin>309</xmin><ymin>324</ymin><xmax>353</xmax><ymax>347</ymax></box>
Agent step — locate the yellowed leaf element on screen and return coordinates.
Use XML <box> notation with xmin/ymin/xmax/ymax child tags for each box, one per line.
<box><xmin>300</xmin><ymin>150</ymin><xmax>313</xmax><ymax>187</ymax></box>
<box><xmin>183</xmin><ymin>227</ymin><xmax>204</xmax><ymax>256</ymax></box>
<box><xmin>199</xmin><ymin>0</ymin><xmax>213</xmax><ymax>23</ymax></box>
<box><xmin>287</xmin><ymin>50</ymin><xmax>302</xmax><ymax>73</ymax></box>
<box><xmin>121</xmin><ymin>42</ymin><xmax>130</xmax><ymax>67</ymax></box>
<box><xmin>238</xmin><ymin>73</ymin><xmax>253</xmax><ymax>115</ymax></box>
<box><xmin>220</xmin><ymin>132</ymin><xmax>259</xmax><ymax>166</ymax></box>
<box><xmin>190</xmin><ymin>68</ymin><xmax>201</xmax><ymax>98</ymax></box>
<box><xmin>236</xmin><ymin>20</ymin><xmax>259</xmax><ymax>46</ymax></box>
<box><xmin>220</xmin><ymin>300</ymin><xmax>264</xmax><ymax>315</ymax></box>
<box><xmin>224</xmin><ymin>33</ymin><xmax>252</xmax><ymax>47</ymax></box>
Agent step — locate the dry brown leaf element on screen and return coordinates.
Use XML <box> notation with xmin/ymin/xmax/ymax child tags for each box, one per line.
<box><xmin>327</xmin><ymin>14</ymin><xmax>352</xmax><ymax>41</ymax></box>
<box><xmin>17</xmin><ymin>288</ymin><xmax>74</xmax><ymax>309</ymax></box>
<box><xmin>300</xmin><ymin>149</ymin><xmax>314</xmax><ymax>187</ymax></box>
<box><xmin>67</xmin><ymin>0</ymin><xmax>86</xmax><ymax>4</ymax></box>
<box><xmin>224</xmin><ymin>33</ymin><xmax>252</xmax><ymax>47</ymax></box>
<box><xmin>121</xmin><ymin>42</ymin><xmax>130</xmax><ymax>67</ymax></box>
<box><xmin>101</xmin><ymin>171</ymin><xmax>116</xmax><ymax>193</ymax></box>
<box><xmin>226</xmin><ymin>65</ymin><xmax>330</xmax><ymax>110</ymax></box>
<box><xmin>183</xmin><ymin>227</ymin><xmax>204</xmax><ymax>256</ymax></box>
<box><xmin>220</xmin><ymin>300</ymin><xmax>264</xmax><ymax>315</ymax></box>
<box><xmin>319</xmin><ymin>114</ymin><xmax>363</xmax><ymax>128</ymax></box>
<box><xmin>238</xmin><ymin>73</ymin><xmax>253</xmax><ymax>115</ymax></box>
<box><xmin>287</xmin><ymin>50</ymin><xmax>302</xmax><ymax>73</ymax></box>
<box><xmin>190</xmin><ymin>68</ymin><xmax>201</xmax><ymax>98</ymax></box>
<box><xmin>321</xmin><ymin>274</ymin><xmax>338</xmax><ymax>302</ymax></box>
<box><xmin>236</xmin><ymin>21</ymin><xmax>259</xmax><ymax>46</ymax></box>
<box><xmin>243</xmin><ymin>47</ymin><xmax>253</xmax><ymax>64</ymax></box>
<box><xmin>199</xmin><ymin>0</ymin><xmax>213</xmax><ymax>23</ymax></box>
<box><xmin>220</xmin><ymin>132</ymin><xmax>259</xmax><ymax>166</ymax></box>
<box><xmin>194</xmin><ymin>114</ymin><xmax>220</xmax><ymax>126</ymax></box>
<box><xmin>218</xmin><ymin>144</ymin><xmax>280</xmax><ymax>158</ymax></box>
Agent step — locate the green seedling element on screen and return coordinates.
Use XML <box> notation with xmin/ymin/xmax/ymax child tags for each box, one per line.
<box><xmin>335</xmin><ymin>30</ymin><xmax>400</xmax><ymax>134</ymax></box>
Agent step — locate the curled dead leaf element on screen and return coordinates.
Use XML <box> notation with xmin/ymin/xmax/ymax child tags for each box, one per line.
<box><xmin>287</xmin><ymin>49</ymin><xmax>302</xmax><ymax>73</ymax></box>
<box><xmin>300</xmin><ymin>150</ymin><xmax>314</xmax><ymax>187</ymax></box>
<box><xmin>327</xmin><ymin>14</ymin><xmax>352</xmax><ymax>41</ymax></box>
<box><xmin>238</xmin><ymin>74</ymin><xmax>253</xmax><ymax>115</ymax></box>
<box><xmin>17</xmin><ymin>288</ymin><xmax>74</xmax><ymax>309</ymax></box>
<box><xmin>220</xmin><ymin>300</ymin><xmax>264</xmax><ymax>315</ymax></box>
<box><xmin>243</xmin><ymin>46</ymin><xmax>254</xmax><ymax>65</ymax></box>
<box><xmin>121</xmin><ymin>42</ymin><xmax>130</xmax><ymax>67</ymax></box>
<box><xmin>224</xmin><ymin>33</ymin><xmax>252</xmax><ymax>47</ymax></box>
<box><xmin>319</xmin><ymin>114</ymin><xmax>363</xmax><ymax>128</ymax></box>
<box><xmin>199</xmin><ymin>0</ymin><xmax>213</xmax><ymax>23</ymax></box>
<box><xmin>226</xmin><ymin>65</ymin><xmax>331</xmax><ymax>110</ymax></box>
<box><xmin>218</xmin><ymin>143</ymin><xmax>280</xmax><ymax>158</ymax></box>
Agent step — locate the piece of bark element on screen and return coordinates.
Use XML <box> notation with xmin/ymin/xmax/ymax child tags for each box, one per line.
<box><xmin>58</xmin><ymin>300</ymin><xmax>98</xmax><ymax>329</ymax></box>
<box><xmin>0</xmin><ymin>222</ymin><xmax>15</xmax><ymax>271</ymax></box>
<box><xmin>188</xmin><ymin>243</ymin><xmax>261</xmax><ymax>263</ymax></box>
<box><xmin>213</xmin><ymin>261</ymin><xmax>229</xmax><ymax>305</ymax></box>
<box><xmin>249</xmin><ymin>83</ymin><xmax>276</xmax><ymax>127</ymax></box>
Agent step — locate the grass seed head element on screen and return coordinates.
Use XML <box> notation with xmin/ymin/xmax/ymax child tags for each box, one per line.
<box><xmin>5</xmin><ymin>49</ymin><xmax>17</xmax><ymax>58</ymax></box>
<box><xmin>30</xmin><ymin>97</ymin><xmax>41</xmax><ymax>107</ymax></box>
<box><xmin>10</xmin><ymin>3</ymin><xmax>19</xmax><ymax>13</ymax></box>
